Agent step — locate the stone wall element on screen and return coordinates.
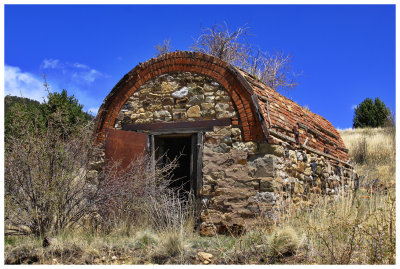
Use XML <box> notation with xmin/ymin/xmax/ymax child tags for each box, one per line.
<box><xmin>199</xmin><ymin>125</ymin><xmax>355</xmax><ymax>236</ymax></box>
<box><xmin>114</xmin><ymin>72</ymin><xmax>237</xmax><ymax>129</ymax></box>
<box><xmin>96</xmin><ymin>71</ymin><xmax>356</xmax><ymax>236</ymax></box>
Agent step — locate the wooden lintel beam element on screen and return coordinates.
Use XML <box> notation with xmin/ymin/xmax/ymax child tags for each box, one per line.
<box><xmin>123</xmin><ymin>118</ymin><xmax>232</xmax><ymax>132</ymax></box>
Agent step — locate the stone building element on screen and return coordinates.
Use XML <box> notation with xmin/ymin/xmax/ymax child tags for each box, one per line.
<box><xmin>93</xmin><ymin>51</ymin><xmax>356</xmax><ymax>236</ymax></box>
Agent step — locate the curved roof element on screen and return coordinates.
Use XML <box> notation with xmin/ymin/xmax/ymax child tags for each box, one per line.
<box><xmin>240</xmin><ymin>71</ymin><xmax>350</xmax><ymax>163</ymax></box>
<box><xmin>94</xmin><ymin>51</ymin><xmax>350</xmax><ymax>164</ymax></box>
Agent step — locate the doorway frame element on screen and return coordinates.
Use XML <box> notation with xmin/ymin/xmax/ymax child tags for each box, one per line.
<box><xmin>148</xmin><ymin>132</ymin><xmax>203</xmax><ymax>198</ymax></box>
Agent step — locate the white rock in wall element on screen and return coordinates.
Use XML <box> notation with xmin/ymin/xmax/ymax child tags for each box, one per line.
<box><xmin>296</xmin><ymin>151</ymin><xmax>304</xmax><ymax>161</ymax></box>
<box><xmin>171</xmin><ymin>87</ymin><xmax>189</xmax><ymax>98</ymax></box>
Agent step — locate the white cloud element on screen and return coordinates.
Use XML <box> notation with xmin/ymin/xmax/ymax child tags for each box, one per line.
<box><xmin>73</xmin><ymin>62</ymin><xmax>90</xmax><ymax>69</ymax></box>
<box><xmin>41</xmin><ymin>58</ymin><xmax>60</xmax><ymax>69</ymax></box>
<box><xmin>5</xmin><ymin>65</ymin><xmax>47</xmax><ymax>102</ymax></box>
<box><xmin>41</xmin><ymin>59</ymin><xmax>103</xmax><ymax>84</ymax></box>
<box><xmin>351</xmin><ymin>104</ymin><xmax>357</xmax><ymax>110</ymax></box>
<box><xmin>72</xmin><ymin>69</ymin><xmax>102</xmax><ymax>83</ymax></box>
<box><xmin>5</xmin><ymin>60</ymin><xmax>105</xmax><ymax>116</ymax></box>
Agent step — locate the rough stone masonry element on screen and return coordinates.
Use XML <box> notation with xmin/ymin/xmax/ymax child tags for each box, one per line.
<box><xmin>93</xmin><ymin>51</ymin><xmax>357</xmax><ymax>236</ymax></box>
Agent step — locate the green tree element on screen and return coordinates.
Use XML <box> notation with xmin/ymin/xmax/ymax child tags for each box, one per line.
<box><xmin>41</xmin><ymin>89</ymin><xmax>93</xmax><ymax>138</ymax></box>
<box><xmin>352</xmin><ymin>97</ymin><xmax>391</xmax><ymax>128</ymax></box>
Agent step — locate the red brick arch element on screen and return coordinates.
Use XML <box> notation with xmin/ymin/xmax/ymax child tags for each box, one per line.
<box><xmin>94</xmin><ymin>51</ymin><xmax>265</xmax><ymax>142</ymax></box>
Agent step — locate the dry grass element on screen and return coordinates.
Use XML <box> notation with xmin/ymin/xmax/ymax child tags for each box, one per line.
<box><xmin>339</xmin><ymin>127</ymin><xmax>396</xmax><ymax>186</ymax></box>
<box><xmin>284</xmin><ymin>189</ymin><xmax>396</xmax><ymax>264</ymax></box>
<box><xmin>4</xmin><ymin>127</ymin><xmax>396</xmax><ymax>265</ymax></box>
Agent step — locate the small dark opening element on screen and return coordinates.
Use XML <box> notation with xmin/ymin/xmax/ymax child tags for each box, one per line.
<box><xmin>155</xmin><ymin>135</ymin><xmax>192</xmax><ymax>198</ymax></box>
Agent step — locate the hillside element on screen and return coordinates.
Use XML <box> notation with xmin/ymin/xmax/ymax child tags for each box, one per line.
<box><xmin>5</xmin><ymin>95</ymin><xmax>41</xmax><ymax>116</ymax></box>
<box><xmin>4</xmin><ymin>95</ymin><xmax>95</xmax><ymax>131</ymax></box>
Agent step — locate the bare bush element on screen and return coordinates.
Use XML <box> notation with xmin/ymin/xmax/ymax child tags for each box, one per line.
<box><xmin>5</xmin><ymin>107</ymin><xmax>97</xmax><ymax>237</ymax></box>
<box><xmin>244</xmin><ymin>49</ymin><xmax>298</xmax><ymax>91</ymax></box>
<box><xmin>155</xmin><ymin>39</ymin><xmax>172</xmax><ymax>57</ymax></box>
<box><xmin>90</xmin><ymin>149</ymin><xmax>198</xmax><ymax>237</ymax></box>
<box><xmin>192</xmin><ymin>22</ymin><xmax>250</xmax><ymax>66</ymax></box>
<box><xmin>192</xmin><ymin>22</ymin><xmax>299</xmax><ymax>92</ymax></box>
<box><xmin>92</xmin><ymin>153</ymin><xmax>183</xmax><ymax>232</ymax></box>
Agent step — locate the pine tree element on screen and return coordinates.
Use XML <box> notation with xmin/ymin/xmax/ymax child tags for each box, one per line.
<box><xmin>352</xmin><ymin>97</ymin><xmax>391</xmax><ymax>128</ymax></box>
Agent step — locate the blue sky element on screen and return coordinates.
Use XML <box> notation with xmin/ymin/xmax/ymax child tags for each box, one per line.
<box><xmin>4</xmin><ymin>4</ymin><xmax>396</xmax><ymax>129</ymax></box>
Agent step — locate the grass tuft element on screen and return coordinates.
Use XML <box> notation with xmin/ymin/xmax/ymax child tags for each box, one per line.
<box><xmin>268</xmin><ymin>226</ymin><xmax>300</xmax><ymax>258</ymax></box>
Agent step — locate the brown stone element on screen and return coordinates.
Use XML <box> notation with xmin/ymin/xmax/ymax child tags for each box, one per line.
<box><xmin>201</xmin><ymin>210</ymin><xmax>222</xmax><ymax>223</ymax></box>
<box><xmin>259</xmin><ymin>177</ymin><xmax>274</xmax><ymax>192</ymax></box>
<box><xmin>294</xmin><ymin>182</ymin><xmax>304</xmax><ymax>194</ymax></box>
<box><xmin>139</xmin><ymin>111</ymin><xmax>153</xmax><ymax>119</ymax></box>
<box><xmin>201</xmin><ymin>109</ymin><xmax>216</xmax><ymax>119</ymax></box>
<box><xmin>162</xmin><ymin>97</ymin><xmax>174</xmax><ymax>106</ymax></box>
<box><xmin>297</xmin><ymin>161</ymin><xmax>306</xmax><ymax>173</ymax></box>
<box><xmin>201</xmin><ymin>102</ymin><xmax>215</xmax><ymax>110</ymax></box>
<box><xmin>237</xmin><ymin>159</ymin><xmax>247</xmax><ymax>165</ymax></box>
<box><xmin>216</xmin><ymin>95</ymin><xmax>231</xmax><ymax>102</ymax></box>
<box><xmin>259</xmin><ymin>143</ymin><xmax>285</xmax><ymax>157</ymax></box>
<box><xmin>200</xmin><ymin>223</ymin><xmax>216</xmax><ymax>237</ymax></box>
<box><xmin>250</xmin><ymin>155</ymin><xmax>275</xmax><ymax>177</ymax></box>
<box><xmin>187</xmin><ymin>105</ymin><xmax>201</xmax><ymax>118</ymax></box>
<box><xmin>188</xmin><ymin>86</ymin><xmax>203</xmax><ymax>95</ymax></box>
<box><xmin>304</xmin><ymin>167</ymin><xmax>312</xmax><ymax>176</ymax></box>
<box><xmin>232</xmin><ymin>142</ymin><xmax>258</xmax><ymax>153</ymax></box>
<box><xmin>203</xmin><ymin>84</ymin><xmax>216</xmax><ymax>92</ymax></box>
<box><xmin>197</xmin><ymin>252</ymin><xmax>213</xmax><ymax>264</ymax></box>
<box><xmin>161</xmin><ymin>81</ymin><xmax>175</xmax><ymax>93</ymax></box>
<box><xmin>213</xmin><ymin>126</ymin><xmax>231</xmax><ymax>137</ymax></box>
<box><xmin>153</xmin><ymin>110</ymin><xmax>170</xmax><ymax>120</ymax></box>
<box><xmin>172</xmin><ymin>109</ymin><xmax>187</xmax><ymax>121</ymax></box>
<box><xmin>215</xmin><ymin>102</ymin><xmax>230</xmax><ymax>112</ymax></box>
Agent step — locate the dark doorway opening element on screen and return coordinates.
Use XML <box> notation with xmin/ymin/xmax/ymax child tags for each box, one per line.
<box><xmin>155</xmin><ymin>134</ymin><xmax>192</xmax><ymax>198</ymax></box>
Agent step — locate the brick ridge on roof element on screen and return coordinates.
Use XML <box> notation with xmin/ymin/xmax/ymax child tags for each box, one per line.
<box><xmin>94</xmin><ymin>51</ymin><xmax>350</xmax><ymax>163</ymax></box>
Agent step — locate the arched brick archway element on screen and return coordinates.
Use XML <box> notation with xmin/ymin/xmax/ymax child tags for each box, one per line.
<box><xmin>94</xmin><ymin>51</ymin><xmax>265</xmax><ymax>143</ymax></box>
